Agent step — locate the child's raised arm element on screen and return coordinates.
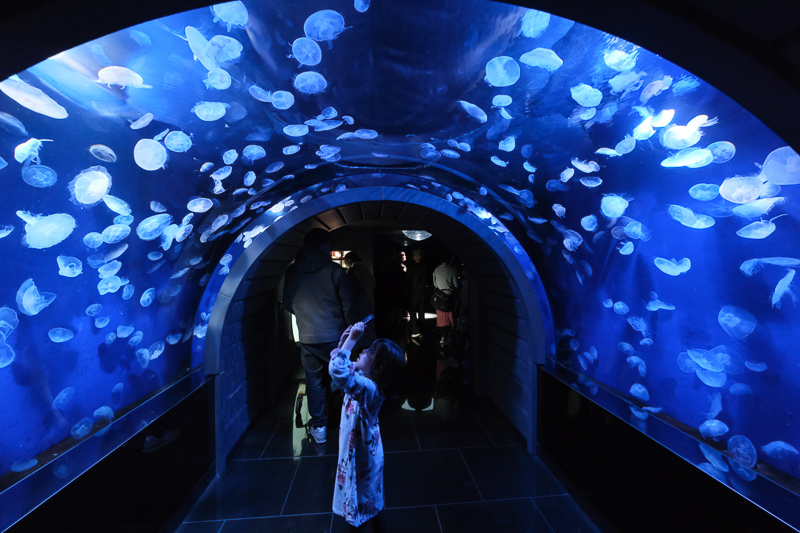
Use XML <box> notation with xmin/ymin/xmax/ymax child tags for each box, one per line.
<box><xmin>341</xmin><ymin>322</ymin><xmax>364</xmax><ymax>353</ymax></box>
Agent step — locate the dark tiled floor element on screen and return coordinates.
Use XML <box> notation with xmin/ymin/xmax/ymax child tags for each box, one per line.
<box><xmin>177</xmin><ymin>332</ymin><xmax>603</xmax><ymax>533</ymax></box>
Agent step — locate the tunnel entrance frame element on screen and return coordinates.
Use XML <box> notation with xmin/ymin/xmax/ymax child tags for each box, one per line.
<box><xmin>203</xmin><ymin>185</ymin><xmax>554</xmax><ymax>470</ymax></box>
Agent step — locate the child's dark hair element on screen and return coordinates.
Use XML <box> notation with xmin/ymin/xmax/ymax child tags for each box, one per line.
<box><xmin>368</xmin><ymin>338</ymin><xmax>407</xmax><ymax>398</ymax></box>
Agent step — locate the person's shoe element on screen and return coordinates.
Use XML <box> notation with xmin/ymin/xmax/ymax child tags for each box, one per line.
<box><xmin>310</xmin><ymin>425</ymin><xmax>327</xmax><ymax>444</ymax></box>
<box><xmin>411</xmin><ymin>332</ymin><xmax>422</xmax><ymax>337</ymax></box>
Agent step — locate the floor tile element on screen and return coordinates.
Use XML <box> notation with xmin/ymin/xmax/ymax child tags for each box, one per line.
<box><xmin>384</xmin><ymin>449</ymin><xmax>481</xmax><ymax>507</ymax></box>
<box><xmin>460</xmin><ymin>446</ymin><xmax>566</xmax><ymax>500</ymax></box>
<box><xmin>437</xmin><ymin>498</ymin><xmax>553</xmax><ymax>533</ymax></box>
<box><xmin>229</xmin><ymin>420</ymin><xmax>278</xmax><ymax>461</ymax></box>
<box><xmin>534</xmin><ymin>495</ymin><xmax>602</xmax><ymax>533</ymax></box>
<box><xmin>282</xmin><ymin>456</ymin><xmax>338</xmax><ymax>515</ymax></box>
<box><xmin>175</xmin><ymin>522</ymin><xmax>224</xmax><ymax>533</ymax></box>
<box><xmin>185</xmin><ymin>458</ymin><xmax>298</xmax><ymax>521</ymax></box>
<box><xmin>473</xmin><ymin>410</ymin><xmax>526</xmax><ymax>446</ymax></box>
<box><xmin>220</xmin><ymin>514</ymin><xmax>331</xmax><ymax>532</ymax></box>
<box><xmin>413</xmin><ymin>412</ymin><xmax>493</xmax><ymax>450</ymax></box>
<box><xmin>329</xmin><ymin>506</ymin><xmax>441</xmax><ymax>533</ymax></box>
<box><xmin>260</xmin><ymin>421</ymin><xmax>338</xmax><ymax>458</ymax></box>
<box><xmin>379</xmin><ymin>415</ymin><xmax>420</xmax><ymax>452</ymax></box>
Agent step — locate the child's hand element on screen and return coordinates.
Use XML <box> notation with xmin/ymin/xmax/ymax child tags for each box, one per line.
<box><xmin>342</xmin><ymin>322</ymin><xmax>364</xmax><ymax>352</ymax></box>
<box><xmin>338</xmin><ymin>325</ymin><xmax>353</xmax><ymax>349</ymax></box>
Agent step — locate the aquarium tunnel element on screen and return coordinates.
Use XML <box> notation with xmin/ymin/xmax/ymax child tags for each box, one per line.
<box><xmin>2</xmin><ymin>0</ymin><xmax>800</xmax><ymax>530</ymax></box>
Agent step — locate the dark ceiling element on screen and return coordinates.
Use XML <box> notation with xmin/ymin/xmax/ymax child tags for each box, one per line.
<box><xmin>1</xmin><ymin>0</ymin><xmax>799</xmax><ymax>147</ymax></box>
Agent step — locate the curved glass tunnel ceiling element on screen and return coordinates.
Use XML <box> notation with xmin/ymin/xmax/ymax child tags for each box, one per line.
<box><xmin>1</xmin><ymin>0</ymin><xmax>800</xmax><ymax>528</ymax></box>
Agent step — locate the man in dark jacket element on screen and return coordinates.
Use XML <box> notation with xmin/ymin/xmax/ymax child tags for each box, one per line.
<box><xmin>283</xmin><ymin>228</ymin><xmax>355</xmax><ymax>443</ymax></box>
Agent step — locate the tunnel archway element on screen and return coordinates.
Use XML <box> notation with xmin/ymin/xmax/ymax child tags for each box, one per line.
<box><xmin>201</xmin><ymin>184</ymin><xmax>553</xmax><ymax>469</ymax></box>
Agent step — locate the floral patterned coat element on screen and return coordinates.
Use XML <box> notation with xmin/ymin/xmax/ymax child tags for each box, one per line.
<box><xmin>329</xmin><ymin>348</ymin><xmax>385</xmax><ymax>527</ymax></box>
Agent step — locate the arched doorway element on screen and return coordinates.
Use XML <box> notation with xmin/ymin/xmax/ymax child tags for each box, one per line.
<box><xmin>203</xmin><ymin>185</ymin><xmax>553</xmax><ymax>471</ymax></box>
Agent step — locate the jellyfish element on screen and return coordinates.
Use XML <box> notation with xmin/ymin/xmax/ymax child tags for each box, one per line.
<box><xmin>52</xmin><ymin>387</ymin><xmax>77</xmax><ymax>411</ymax></box>
<box><xmin>14</xmin><ymin>137</ymin><xmax>50</xmax><ymax>164</ymax></box>
<box><xmin>579</xmin><ymin>177</ymin><xmax>602</xmax><ymax>188</ymax></box>
<box><xmin>760</xmin><ymin>146</ymin><xmax>800</xmax><ymax>185</ymax></box>
<box><xmin>699</xmin><ymin>419</ymin><xmax>729</xmax><ymax>438</ymax></box>
<box><xmin>240</xmin><ymin>145</ymin><xmax>266</xmax><ymax>164</ymax></box>
<box><xmin>71</xmin><ymin>418</ymin><xmax>94</xmax><ymax>440</ymax></box>
<box><xmin>116</xmin><ymin>325</ymin><xmax>135</xmax><ymax>338</ymax></box>
<box><xmin>193</xmin><ymin>102</ymin><xmax>229</xmax><ymax>122</ymax></box>
<box><xmin>668</xmin><ymin>204</ymin><xmax>715</xmax><ymax>229</ymax></box>
<box><xmin>519</xmin><ymin>9</ymin><xmax>550</xmax><ymax>38</ymax></box>
<box><xmin>719</xmin><ymin>175</ymin><xmax>763</xmax><ymax>205</ymax></box>
<box><xmin>646</xmin><ymin>293</ymin><xmax>675</xmax><ymax>311</ymax></box>
<box><xmin>661</xmin><ymin>147</ymin><xmax>713</xmax><ymax>168</ymax></box>
<box><xmin>0</xmin><ymin>75</ymin><xmax>68</xmax><ymax>119</ymax></box>
<box><xmin>101</xmin><ymin>224</ymin><xmax>130</xmax><ymax>244</ymax></box>
<box><xmin>725</xmin><ymin>435</ymin><xmax>757</xmax><ymax>468</ymax></box>
<box><xmin>653</xmin><ymin>257</ymin><xmax>691</xmax><ymax>276</ymax></box>
<box><xmin>162</xmin><ymin>131</ymin><xmax>191</xmax><ymax>153</ymax></box>
<box><xmin>304</xmin><ymin>10</ymin><xmax>346</xmax><ymax>43</ymax></box>
<box><xmin>0</xmin><ymin>110</ymin><xmax>28</xmax><ymax>136</ymax></box>
<box><xmin>732</xmin><ymin>197</ymin><xmax>784</xmax><ymax>219</ymax></box>
<box><xmin>736</xmin><ymin>214</ymin><xmax>786</xmax><ymax>239</ymax></box>
<box><xmin>89</xmin><ymin>144</ymin><xmax>117</xmax><ymax>163</ymax></box>
<box><xmin>85</xmin><ymin>303</ymin><xmax>102</xmax><ymax>316</ymax></box>
<box><xmin>140</xmin><ymin>288</ymin><xmax>155</xmax><ymax>307</ymax></box>
<box><xmin>687</xmin><ymin>348</ymin><xmax>725</xmax><ymax>372</ymax></box>
<box><xmin>57</xmin><ymin>255</ymin><xmax>82</xmax><ymax>277</ymax></box>
<box><xmin>617</xmin><ymin>342</ymin><xmax>634</xmax><ymax>355</ymax></box>
<box><xmin>613</xmin><ymin>302</ymin><xmax>629</xmax><ymax>315</ymax></box>
<box><xmin>95</xmin><ymin>66</ymin><xmax>151</xmax><ymax>88</ymax></box>
<box><xmin>98</xmin><ymin>261</ymin><xmax>122</xmax><ymax>279</ymax></box>
<box><xmin>283</xmin><ymin>124</ymin><xmax>309</xmax><ymax>138</ymax></box>
<box><xmin>210</xmin><ymin>0</ymin><xmax>248</xmax><ymax>31</ymax></box>
<box><xmin>69</xmin><ymin>166</ymin><xmax>112</xmax><ymax>206</ymax></box>
<box><xmin>266</xmin><ymin>90</ymin><xmax>294</xmax><ymax>110</ymax></box>
<box><xmin>661</xmin><ymin>115</ymin><xmax>717</xmax><ymax>150</ymax></box>
<box><xmin>0</xmin><ymin>343</ymin><xmax>15</xmax><ymax>368</ymax></box>
<box><xmin>484</xmin><ymin>56</ymin><xmax>520</xmax><ymax>87</ymax></box>
<box><xmin>134</xmin><ymin>139</ymin><xmax>167</xmax><ymax>171</ymax></box>
<box><xmin>21</xmin><ymin>165</ymin><xmax>57</xmax><ymax>188</ymax></box>
<box><xmin>129</xmin><ymin>113</ymin><xmax>153</xmax><ymax>130</ymax></box>
<box><xmin>771</xmin><ymin>269</ymin><xmax>796</xmax><ymax>308</ymax></box>
<box><xmin>630</xmin><ymin>384</ymin><xmax>649</xmax><ymax>402</ymax></box>
<box><xmin>519</xmin><ymin>48</ymin><xmax>562</xmax><ymax>71</ymax></box>
<box><xmin>619</xmin><ymin>241</ymin><xmax>634</xmax><ymax>255</ymax></box>
<box><xmin>580</xmin><ymin>215</ymin><xmax>598</xmax><ymax>232</ymax></box>
<box><xmin>15</xmin><ymin>278</ymin><xmax>56</xmax><ymax>316</ymax></box>
<box><xmin>137</xmin><ymin>214</ymin><xmax>173</xmax><ymax>241</ymax></box>
<box><xmin>16</xmin><ymin>211</ymin><xmax>75</xmax><ymax>249</ymax></box>
<box><xmin>206</xmin><ymin>34</ymin><xmax>243</xmax><ymax>64</ymax></box>
<box><xmin>762</xmin><ymin>441</ymin><xmax>799</xmax><ymax>459</ymax></box>
<box><xmin>688</xmin><ymin>183</ymin><xmax>719</xmax><ymax>201</ymax></box>
<box><xmin>627</xmin><ymin>356</ymin><xmax>647</xmax><ymax>377</ymax></box>
<box><xmin>458</xmin><ymin>100</ymin><xmax>487</xmax><ymax>123</ymax></box>
<box><xmin>552</xmin><ymin>204</ymin><xmax>566</xmax><ymax>218</ymax></box>
<box><xmin>717</xmin><ymin>306</ymin><xmax>756</xmax><ymax>339</ymax></box>
<box><xmin>354</xmin><ymin>0</ymin><xmax>370</xmax><ymax>12</ymax></box>
<box><xmin>48</xmin><ymin>328</ymin><xmax>74</xmax><ymax>343</ymax></box>
<box><xmin>570</xmin><ymin>84</ymin><xmax>603</xmax><ymax>108</ymax></box>
<box><xmin>293</xmin><ymin>71</ymin><xmax>327</xmax><ymax>95</ymax></box>
<box><xmin>602</xmin><ymin>49</ymin><xmax>637</xmax><ymax>71</ymax></box>
<box><xmin>290</xmin><ymin>37</ymin><xmax>322</xmax><ymax>66</ymax></box>
<box><xmin>600</xmin><ymin>194</ymin><xmax>629</xmax><ymax>219</ymax></box>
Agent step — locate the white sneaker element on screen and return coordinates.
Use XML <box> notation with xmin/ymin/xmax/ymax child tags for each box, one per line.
<box><xmin>310</xmin><ymin>426</ymin><xmax>327</xmax><ymax>444</ymax></box>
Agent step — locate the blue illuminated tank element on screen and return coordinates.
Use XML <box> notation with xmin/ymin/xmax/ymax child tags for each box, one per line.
<box><xmin>0</xmin><ymin>0</ymin><xmax>799</xmax><ymax>529</ymax></box>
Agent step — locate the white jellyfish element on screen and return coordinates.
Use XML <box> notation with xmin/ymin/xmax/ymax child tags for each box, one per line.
<box><xmin>89</xmin><ymin>144</ymin><xmax>117</xmax><ymax>163</ymax></box>
<box><xmin>293</xmin><ymin>72</ymin><xmax>327</xmax><ymax>94</ymax></box>
<box><xmin>16</xmin><ymin>211</ymin><xmax>75</xmax><ymax>249</ymax></box>
<box><xmin>570</xmin><ymin>84</ymin><xmax>603</xmax><ymax>107</ymax></box>
<box><xmin>0</xmin><ymin>75</ymin><xmax>68</xmax><ymax>119</ymax></box>
<box><xmin>271</xmin><ymin>91</ymin><xmax>295</xmax><ymax>110</ymax></box>
<box><xmin>291</xmin><ymin>37</ymin><xmax>322</xmax><ymax>66</ymax></box>
<box><xmin>70</xmin><ymin>166</ymin><xmax>112</xmax><ymax>206</ymax></box>
<box><xmin>134</xmin><ymin>139</ymin><xmax>167</xmax><ymax>171</ymax></box>
<box><xmin>95</xmin><ymin>66</ymin><xmax>151</xmax><ymax>88</ymax></box>
<box><xmin>242</xmin><ymin>145</ymin><xmax>266</xmax><ymax>163</ymax></box>
<box><xmin>164</xmin><ymin>131</ymin><xmax>192</xmax><ymax>153</ymax></box>
<box><xmin>137</xmin><ymin>214</ymin><xmax>173</xmax><ymax>241</ymax></box>
<box><xmin>519</xmin><ymin>48</ymin><xmax>562</xmax><ymax>71</ymax></box>
<box><xmin>57</xmin><ymin>256</ymin><xmax>82</xmax><ymax>277</ymax></box>
<box><xmin>16</xmin><ymin>278</ymin><xmax>56</xmax><ymax>316</ymax></box>
<box><xmin>207</xmin><ymin>35</ymin><xmax>243</xmax><ymax>64</ymax></box>
<box><xmin>600</xmin><ymin>194</ymin><xmax>629</xmax><ymax>219</ymax></box>
<box><xmin>519</xmin><ymin>9</ymin><xmax>550</xmax><ymax>38</ymax></box>
<box><xmin>304</xmin><ymin>10</ymin><xmax>346</xmax><ymax>43</ymax></box>
<box><xmin>192</xmin><ymin>101</ymin><xmax>229</xmax><ymax>122</ymax></box>
<box><xmin>211</xmin><ymin>1</ymin><xmax>249</xmax><ymax>31</ymax></box>
<box><xmin>485</xmin><ymin>56</ymin><xmax>520</xmax><ymax>87</ymax></box>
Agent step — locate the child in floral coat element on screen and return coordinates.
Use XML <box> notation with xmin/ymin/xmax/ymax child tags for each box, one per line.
<box><xmin>329</xmin><ymin>322</ymin><xmax>406</xmax><ymax>531</ymax></box>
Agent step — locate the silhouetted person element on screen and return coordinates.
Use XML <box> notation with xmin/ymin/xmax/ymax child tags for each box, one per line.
<box><xmin>406</xmin><ymin>249</ymin><xmax>428</xmax><ymax>337</ymax></box>
<box><xmin>432</xmin><ymin>257</ymin><xmax>459</xmax><ymax>346</ymax></box>
<box><xmin>283</xmin><ymin>228</ymin><xmax>356</xmax><ymax>444</ymax></box>
<box><xmin>344</xmin><ymin>251</ymin><xmax>375</xmax><ymax>319</ymax></box>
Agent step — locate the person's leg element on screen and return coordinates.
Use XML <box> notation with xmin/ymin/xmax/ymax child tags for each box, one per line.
<box><xmin>300</xmin><ymin>341</ymin><xmax>336</xmax><ymax>429</ymax></box>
